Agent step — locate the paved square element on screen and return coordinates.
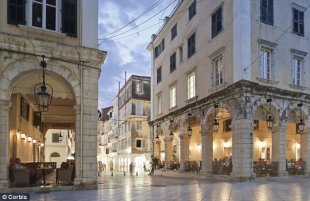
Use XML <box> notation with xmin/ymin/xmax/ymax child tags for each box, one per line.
<box><xmin>29</xmin><ymin>175</ymin><xmax>310</xmax><ymax>201</ymax></box>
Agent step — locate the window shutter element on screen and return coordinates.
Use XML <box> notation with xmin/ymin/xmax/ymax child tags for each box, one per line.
<box><xmin>271</xmin><ymin>51</ymin><xmax>275</xmax><ymax>80</ymax></box>
<box><xmin>259</xmin><ymin>49</ymin><xmax>264</xmax><ymax>78</ymax></box>
<box><xmin>291</xmin><ymin>58</ymin><xmax>296</xmax><ymax>85</ymax></box>
<box><xmin>62</xmin><ymin>0</ymin><xmax>77</xmax><ymax>37</ymax></box>
<box><xmin>211</xmin><ymin>61</ymin><xmax>215</xmax><ymax>86</ymax></box>
<box><xmin>7</xmin><ymin>0</ymin><xmax>26</xmax><ymax>25</ymax></box>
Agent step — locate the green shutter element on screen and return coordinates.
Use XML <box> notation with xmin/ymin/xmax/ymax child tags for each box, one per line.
<box><xmin>62</xmin><ymin>0</ymin><xmax>77</xmax><ymax>37</ymax></box>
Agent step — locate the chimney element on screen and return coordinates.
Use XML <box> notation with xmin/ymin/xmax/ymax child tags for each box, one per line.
<box><xmin>164</xmin><ymin>16</ymin><xmax>170</xmax><ymax>23</ymax></box>
<box><xmin>151</xmin><ymin>34</ymin><xmax>156</xmax><ymax>41</ymax></box>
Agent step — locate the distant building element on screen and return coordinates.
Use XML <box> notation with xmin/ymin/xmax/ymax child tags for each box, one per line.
<box><xmin>45</xmin><ymin>129</ymin><xmax>75</xmax><ymax>168</ymax></box>
<box><xmin>148</xmin><ymin>0</ymin><xmax>310</xmax><ymax>178</ymax></box>
<box><xmin>98</xmin><ymin>75</ymin><xmax>151</xmax><ymax>174</ymax></box>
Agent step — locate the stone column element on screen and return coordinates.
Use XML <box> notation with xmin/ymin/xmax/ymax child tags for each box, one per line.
<box><xmin>200</xmin><ymin>121</ymin><xmax>213</xmax><ymax>175</ymax></box>
<box><xmin>179</xmin><ymin>133</ymin><xmax>189</xmax><ymax>172</ymax></box>
<box><xmin>272</xmin><ymin>121</ymin><xmax>287</xmax><ymax>176</ymax></box>
<box><xmin>164</xmin><ymin>137</ymin><xmax>172</xmax><ymax>170</ymax></box>
<box><xmin>231</xmin><ymin>118</ymin><xmax>253</xmax><ymax>178</ymax></box>
<box><xmin>0</xmin><ymin>100</ymin><xmax>10</xmax><ymax>188</ymax></box>
<box><xmin>74</xmin><ymin>105</ymin><xmax>82</xmax><ymax>184</ymax></box>
<box><xmin>300</xmin><ymin>122</ymin><xmax>310</xmax><ymax>175</ymax></box>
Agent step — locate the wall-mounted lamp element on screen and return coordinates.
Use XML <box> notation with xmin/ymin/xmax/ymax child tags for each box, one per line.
<box><xmin>213</xmin><ymin>104</ymin><xmax>219</xmax><ymax>133</ymax></box>
<box><xmin>20</xmin><ymin>133</ymin><xmax>26</xmax><ymax>140</ymax></box>
<box><xmin>187</xmin><ymin>113</ymin><xmax>192</xmax><ymax>137</ymax></box>
<box><xmin>59</xmin><ymin>131</ymin><xmax>63</xmax><ymax>142</ymax></box>
<box><xmin>40</xmin><ymin>143</ymin><xmax>44</xmax><ymax>147</ymax></box>
<box><xmin>258</xmin><ymin>140</ymin><xmax>265</xmax><ymax>148</ymax></box>
<box><xmin>296</xmin><ymin>103</ymin><xmax>305</xmax><ymax>134</ymax></box>
<box><xmin>32</xmin><ymin>139</ymin><xmax>37</xmax><ymax>144</ymax></box>
<box><xmin>27</xmin><ymin>137</ymin><xmax>32</xmax><ymax>142</ymax></box>
<box><xmin>34</xmin><ymin>55</ymin><xmax>53</xmax><ymax>112</ymax></box>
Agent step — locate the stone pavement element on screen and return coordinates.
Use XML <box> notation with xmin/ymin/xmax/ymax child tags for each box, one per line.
<box><xmin>23</xmin><ymin>175</ymin><xmax>310</xmax><ymax>200</ymax></box>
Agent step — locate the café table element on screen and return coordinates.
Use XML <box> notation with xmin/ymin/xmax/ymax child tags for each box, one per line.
<box><xmin>37</xmin><ymin>166</ymin><xmax>53</xmax><ymax>186</ymax></box>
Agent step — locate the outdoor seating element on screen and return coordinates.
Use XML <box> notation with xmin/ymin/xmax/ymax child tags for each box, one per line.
<box><xmin>56</xmin><ymin>168</ymin><xmax>73</xmax><ymax>185</ymax></box>
<box><xmin>12</xmin><ymin>170</ymin><xmax>30</xmax><ymax>187</ymax></box>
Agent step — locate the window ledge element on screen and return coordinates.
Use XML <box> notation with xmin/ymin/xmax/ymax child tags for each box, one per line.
<box><xmin>256</xmin><ymin>77</ymin><xmax>279</xmax><ymax>85</ymax></box>
<box><xmin>168</xmin><ymin>106</ymin><xmax>177</xmax><ymax>111</ymax></box>
<box><xmin>208</xmin><ymin>82</ymin><xmax>227</xmax><ymax>93</ymax></box>
<box><xmin>289</xmin><ymin>84</ymin><xmax>308</xmax><ymax>90</ymax></box>
<box><xmin>186</xmin><ymin>96</ymin><xmax>198</xmax><ymax>104</ymax></box>
<box><xmin>18</xmin><ymin>25</ymin><xmax>66</xmax><ymax>38</ymax></box>
<box><xmin>156</xmin><ymin>113</ymin><xmax>163</xmax><ymax>118</ymax></box>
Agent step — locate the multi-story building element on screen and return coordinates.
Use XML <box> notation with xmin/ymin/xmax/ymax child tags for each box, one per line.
<box><xmin>148</xmin><ymin>0</ymin><xmax>310</xmax><ymax>178</ymax></box>
<box><xmin>98</xmin><ymin>75</ymin><xmax>151</xmax><ymax>174</ymax></box>
<box><xmin>0</xmin><ymin>0</ymin><xmax>106</xmax><ymax>187</ymax></box>
<box><xmin>44</xmin><ymin>129</ymin><xmax>75</xmax><ymax>168</ymax></box>
<box><xmin>97</xmin><ymin>106</ymin><xmax>113</xmax><ymax>171</ymax></box>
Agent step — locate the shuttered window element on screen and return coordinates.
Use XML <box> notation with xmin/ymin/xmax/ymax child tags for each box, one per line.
<box><xmin>7</xmin><ymin>0</ymin><xmax>26</xmax><ymax>25</ymax></box>
<box><xmin>62</xmin><ymin>0</ymin><xmax>77</xmax><ymax>37</ymax></box>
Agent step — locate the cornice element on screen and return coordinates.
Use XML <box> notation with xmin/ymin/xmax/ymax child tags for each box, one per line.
<box><xmin>0</xmin><ymin>32</ymin><xmax>106</xmax><ymax>68</ymax></box>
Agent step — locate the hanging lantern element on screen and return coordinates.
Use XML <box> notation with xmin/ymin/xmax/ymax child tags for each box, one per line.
<box><xmin>169</xmin><ymin>130</ymin><xmax>174</xmax><ymax>140</ymax></box>
<box><xmin>34</xmin><ymin>55</ymin><xmax>53</xmax><ymax>112</ymax></box>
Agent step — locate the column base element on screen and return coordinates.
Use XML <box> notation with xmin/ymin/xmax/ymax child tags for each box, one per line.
<box><xmin>0</xmin><ymin>179</ymin><xmax>9</xmax><ymax>188</ymax></box>
<box><xmin>200</xmin><ymin>170</ymin><xmax>213</xmax><ymax>176</ymax></box>
<box><xmin>278</xmin><ymin>172</ymin><xmax>288</xmax><ymax>176</ymax></box>
<box><xmin>74</xmin><ymin>177</ymin><xmax>97</xmax><ymax>189</ymax></box>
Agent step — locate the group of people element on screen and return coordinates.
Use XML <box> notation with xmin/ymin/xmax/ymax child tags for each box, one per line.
<box><xmin>213</xmin><ymin>156</ymin><xmax>232</xmax><ymax>175</ymax></box>
<box><xmin>287</xmin><ymin>158</ymin><xmax>305</xmax><ymax>175</ymax></box>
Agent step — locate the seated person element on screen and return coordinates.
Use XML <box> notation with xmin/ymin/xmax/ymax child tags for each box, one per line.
<box><xmin>13</xmin><ymin>158</ymin><xmax>38</xmax><ymax>186</ymax></box>
<box><xmin>295</xmin><ymin>158</ymin><xmax>305</xmax><ymax>175</ymax></box>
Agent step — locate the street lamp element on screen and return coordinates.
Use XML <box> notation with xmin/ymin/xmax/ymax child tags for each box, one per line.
<box><xmin>34</xmin><ymin>55</ymin><xmax>53</xmax><ymax>112</ymax></box>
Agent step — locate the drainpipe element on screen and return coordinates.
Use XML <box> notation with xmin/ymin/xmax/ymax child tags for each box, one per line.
<box><xmin>76</xmin><ymin>46</ymin><xmax>83</xmax><ymax>180</ymax></box>
<box><xmin>80</xmin><ymin>61</ymin><xmax>84</xmax><ymax>178</ymax></box>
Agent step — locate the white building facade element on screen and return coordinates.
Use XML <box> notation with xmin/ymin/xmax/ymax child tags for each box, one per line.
<box><xmin>98</xmin><ymin>76</ymin><xmax>152</xmax><ymax>174</ymax></box>
<box><xmin>148</xmin><ymin>0</ymin><xmax>310</xmax><ymax>178</ymax></box>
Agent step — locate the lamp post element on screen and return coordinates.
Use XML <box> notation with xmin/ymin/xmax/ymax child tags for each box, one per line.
<box><xmin>34</xmin><ymin>55</ymin><xmax>53</xmax><ymax>112</ymax></box>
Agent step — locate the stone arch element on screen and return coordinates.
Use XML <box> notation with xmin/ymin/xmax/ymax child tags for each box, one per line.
<box><xmin>0</xmin><ymin>56</ymin><xmax>80</xmax><ymax>104</ymax></box>
<box><xmin>252</xmin><ymin>97</ymin><xmax>281</xmax><ymax>125</ymax></box>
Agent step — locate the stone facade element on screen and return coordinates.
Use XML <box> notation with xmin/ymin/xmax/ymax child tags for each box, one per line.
<box><xmin>0</xmin><ymin>0</ymin><xmax>106</xmax><ymax>188</ymax></box>
<box><xmin>148</xmin><ymin>0</ymin><xmax>310</xmax><ymax>179</ymax></box>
